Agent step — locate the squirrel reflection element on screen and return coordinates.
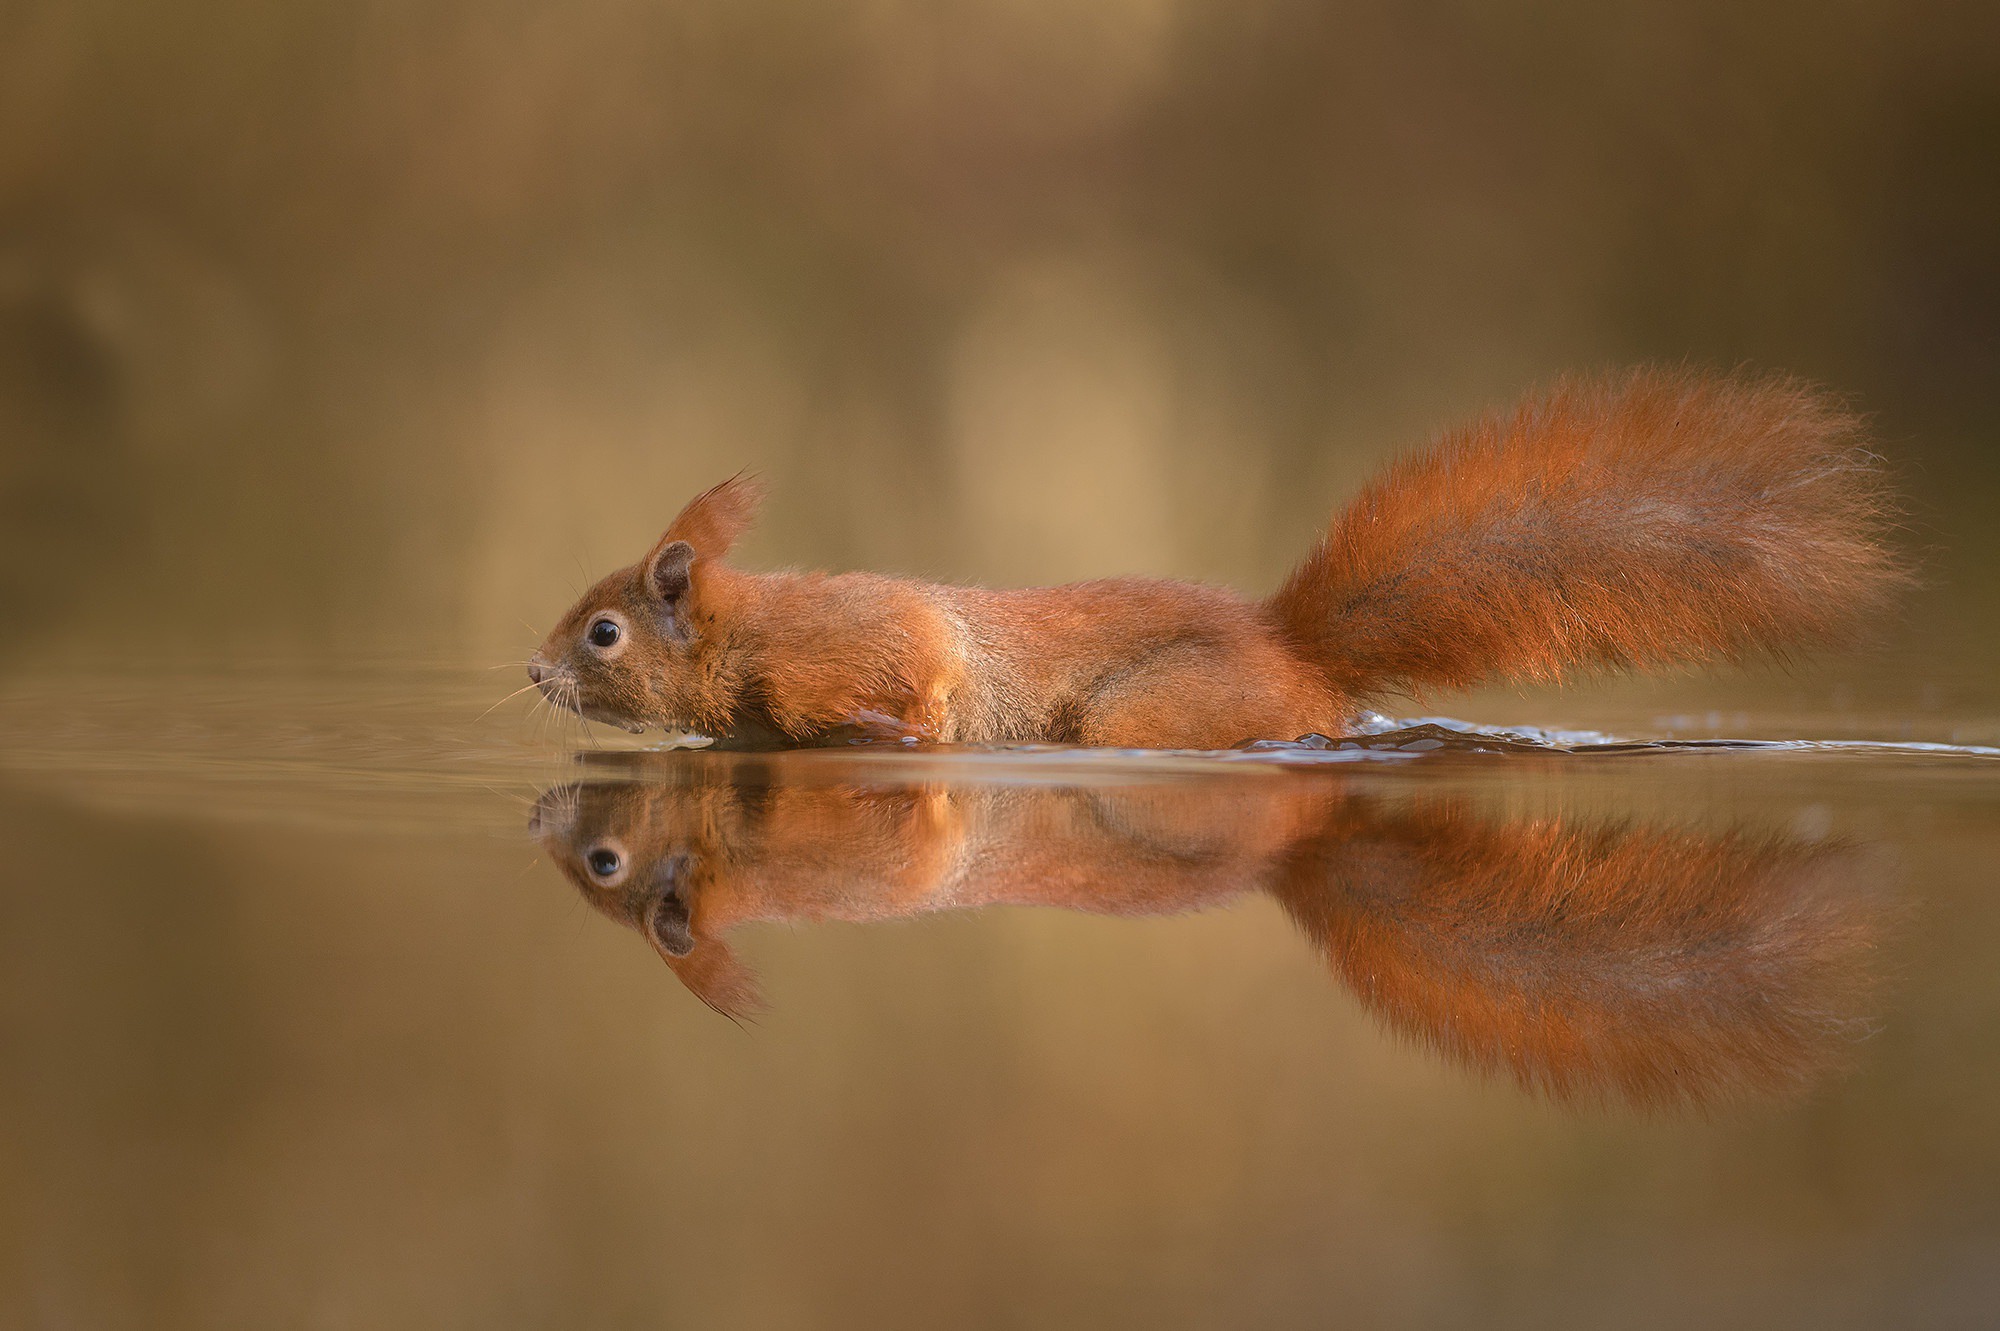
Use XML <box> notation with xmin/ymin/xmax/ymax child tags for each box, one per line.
<box><xmin>531</xmin><ymin>755</ymin><xmax>1888</xmax><ymax>1109</ymax></box>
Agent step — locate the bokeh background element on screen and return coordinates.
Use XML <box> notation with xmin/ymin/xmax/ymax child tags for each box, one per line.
<box><xmin>5</xmin><ymin>7</ymin><xmax>2000</xmax><ymax>1327</ymax></box>
<box><xmin>3</xmin><ymin>0</ymin><xmax>1995</xmax><ymax>680</ymax></box>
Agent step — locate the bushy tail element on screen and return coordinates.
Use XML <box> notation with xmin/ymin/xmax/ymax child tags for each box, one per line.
<box><xmin>1271</xmin><ymin>795</ymin><xmax>1886</xmax><ymax>1109</ymax></box>
<box><xmin>1268</xmin><ymin>367</ymin><xmax>1911</xmax><ymax>699</ymax></box>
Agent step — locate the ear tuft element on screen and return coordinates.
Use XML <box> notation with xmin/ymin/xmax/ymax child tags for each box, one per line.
<box><xmin>660</xmin><ymin>935</ymin><xmax>766</xmax><ymax>1022</ymax></box>
<box><xmin>663</xmin><ymin>473</ymin><xmax>766</xmax><ymax>560</ymax></box>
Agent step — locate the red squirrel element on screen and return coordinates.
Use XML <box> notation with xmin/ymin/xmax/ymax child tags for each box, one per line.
<box><xmin>532</xmin><ymin>759</ymin><xmax>1885</xmax><ymax>1107</ymax></box>
<box><xmin>528</xmin><ymin>368</ymin><xmax>1908</xmax><ymax>747</ymax></box>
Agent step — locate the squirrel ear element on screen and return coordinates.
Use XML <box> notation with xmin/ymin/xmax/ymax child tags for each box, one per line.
<box><xmin>646</xmin><ymin>539</ymin><xmax>696</xmax><ymax>607</ymax></box>
<box><xmin>645</xmin><ymin>891</ymin><xmax>696</xmax><ymax>958</ymax></box>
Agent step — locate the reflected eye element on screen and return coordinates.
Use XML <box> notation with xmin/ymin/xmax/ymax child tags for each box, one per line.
<box><xmin>587</xmin><ymin>848</ymin><xmax>622</xmax><ymax>878</ymax></box>
<box><xmin>587</xmin><ymin>618</ymin><xmax>621</xmax><ymax>649</ymax></box>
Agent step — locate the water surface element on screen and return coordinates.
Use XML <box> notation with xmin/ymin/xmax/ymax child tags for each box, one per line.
<box><xmin>2</xmin><ymin>665</ymin><xmax>1997</xmax><ymax>1328</ymax></box>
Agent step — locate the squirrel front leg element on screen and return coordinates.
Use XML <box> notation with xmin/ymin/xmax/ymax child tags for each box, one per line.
<box><xmin>834</xmin><ymin>674</ymin><xmax>955</xmax><ymax>744</ymax></box>
<box><xmin>836</xmin><ymin>708</ymin><xmax>937</xmax><ymax>743</ymax></box>
<box><xmin>756</xmin><ymin>595</ymin><xmax>963</xmax><ymax>743</ymax></box>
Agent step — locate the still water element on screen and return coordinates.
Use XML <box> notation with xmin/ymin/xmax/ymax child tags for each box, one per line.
<box><xmin>2</xmin><ymin>665</ymin><xmax>1997</xmax><ymax>1328</ymax></box>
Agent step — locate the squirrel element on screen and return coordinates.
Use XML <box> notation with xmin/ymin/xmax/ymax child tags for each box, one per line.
<box><xmin>530</xmin><ymin>756</ymin><xmax>1886</xmax><ymax>1108</ymax></box>
<box><xmin>527</xmin><ymin>367</ymin><xmax>1909</xmax><ymax>748</ymax></box>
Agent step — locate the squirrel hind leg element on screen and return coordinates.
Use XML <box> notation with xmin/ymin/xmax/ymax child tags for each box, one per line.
<box><xmin>1070</xmin><ymin>654</ymin><xmax>1338</xmax><ymax>749</ymax></box>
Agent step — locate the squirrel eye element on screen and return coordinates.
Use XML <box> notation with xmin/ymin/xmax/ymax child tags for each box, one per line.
<box><xmin>587</xmin><ymin>848</ymin><xmax>621</xmax><ymax>878</ymax></box>
<box><xmin>587</xmin><ymin>618</ymin><xmax>622</xmax><ymax>649</ymax></box>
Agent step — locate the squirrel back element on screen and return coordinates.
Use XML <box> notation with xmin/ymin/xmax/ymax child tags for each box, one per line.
<box><xmin>1269</xmin><ymin>368</ymin><xmax>1911</xmax><ymax>701</ymax></box>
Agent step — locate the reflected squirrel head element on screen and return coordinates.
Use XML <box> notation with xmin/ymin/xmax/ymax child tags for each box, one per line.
<box><xmin>530</xmin><ymin>774</ymin><xmax>767</xmax><ymax>1018</ymax></box>
<box><xmin>528</xmin><ymin>474</ymin><xmax>764</xmax><ymax>737</ymax></box>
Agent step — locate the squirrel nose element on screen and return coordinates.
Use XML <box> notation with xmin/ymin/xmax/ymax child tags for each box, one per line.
<box><xmin>527</xmin><ymin>656</ymin><xmax>551</xmax><ymax>685</ymax></box>
<box><xmin>527</xmin><ymin>786</ymin><xmax>572</xmax><ymax>837</ymax></box>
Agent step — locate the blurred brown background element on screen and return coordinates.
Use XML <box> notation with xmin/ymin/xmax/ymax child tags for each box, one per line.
<box><xmin>5</xmin><ymin>9</ymin><xmax>2000</xmax><ymax>1324</ymax></box>
<box><xmin>3</xmin><ymin>0</ymin><xmax>1995</xmax><ymax>670</ymax></box>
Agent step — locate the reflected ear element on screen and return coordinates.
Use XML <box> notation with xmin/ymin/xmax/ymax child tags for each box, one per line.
<box><xmin>646</xmin><ymin>893</ymin><xmax>696</xmax><ymax>958</ymax></box>
<box><xmin>661</xmin><ymin>935</ymin><xmax>765</xmax><ymax>1022</ymax></box>
<box><xmin>646</xmin><ymin>539</ymin><xmax>696</xmax><ymax>610</ymax></box>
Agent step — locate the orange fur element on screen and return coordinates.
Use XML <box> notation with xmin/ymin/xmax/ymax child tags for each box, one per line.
<box><xmin>1272</xmin><ymin>799</ymin><xmax>1885</xmax><ymax>1107</ymax></box>
<box><xmin>1271</xmin><ymin>367</ymin><xmax>1911</xmax><ymax>698</ymax></box>
<box><xmin>531</xmin><ymin>759</ymin><xmax>1887</xmax><ymax>1108</ymax></box>
<box><xmin>658</xmin><ymin>472</ymin><xmax>765</xmax><ymax>560</ymax></box>
<box><xmin>531</xmin><ymin>367</ymin><xmax>1908</xmax><ymax>747</ymax></box>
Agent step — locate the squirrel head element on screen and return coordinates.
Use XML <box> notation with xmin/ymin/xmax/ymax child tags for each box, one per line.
<box><xmin>529</xmin><ymin>474</ymin><xmax>764</xmax><ymax>737</ymax></box>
